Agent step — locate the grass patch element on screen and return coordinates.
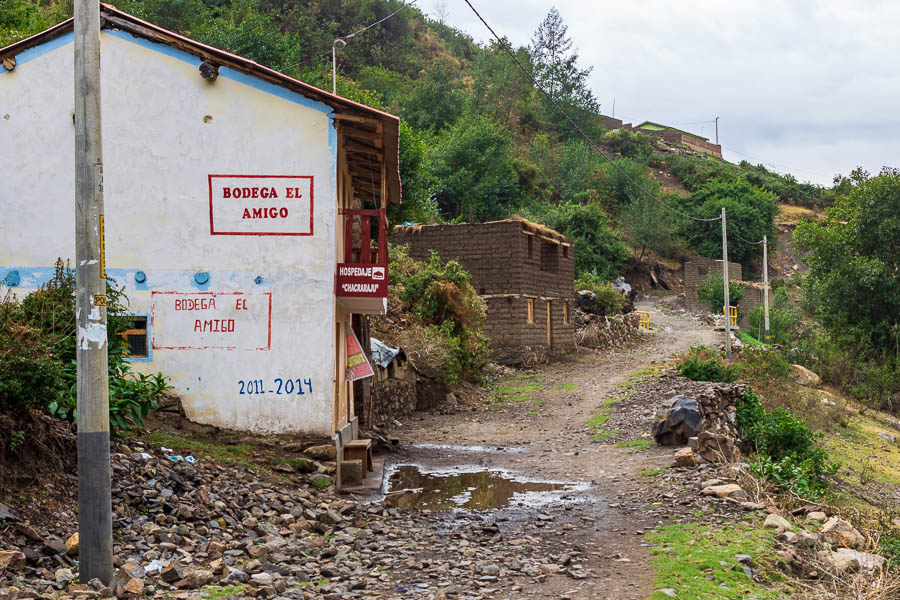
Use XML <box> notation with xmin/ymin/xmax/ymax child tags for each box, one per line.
<box><xmin>138</xmin><ymin>432</ymin><xmax>265</xmax><ymax>471</ymax></box>
<box><xmin>310</xmin><ymin>476</ymin><xmax>332</xmax><ymax>489</ymax></box>
<box><xmin>201</xmin><ymin>585</ymin><xmax>248</xmax><ymax>599</ymax></box>
<box><xmin>616</xmin><ymin>439</ymin><xmax>653</xmax><ymax>453</ymax></box>
<box><xmin>526</xmin><ymin>411</ymin><xmax>539</xmax><ymax>415</ymax></box>
<box><xmin>739</xmin><ymin>332</ymin><xmax>764</xmax><ymax>347</ymax></box>
<box><xmin>496</xmin><ymin>382</ymin><xmax>542</xmax><ymax>395</ymax></box>
<box><xmin>591</xmin><ymin>429</ymin><xmax>620</xmax><ymax>441</ymax></box>
<box><xmin>647</xmin><ymin>522</ymin><xmax>786</xmax><ymax>599</ymax></box>
<box><xmin>585</xmin><ymin>413</ymin><xmax>609</xmax><ymax>428</ymax></box>
<box><xmin>641</xmin><ymin>468</ymin><xmax>664</xmax><ymax>478</ymax></box>
<box><xmin>555</xmin><ymin>382</ymin><xmax>579</xmax><ymax>392</ymax></box>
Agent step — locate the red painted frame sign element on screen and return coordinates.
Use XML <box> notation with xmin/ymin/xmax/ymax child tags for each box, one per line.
<box><xmin>336</xmin><ymin>263</ymin><xmax>388</xmax><ymax>298</ymax></box>
<box><xmin>209</xmin><ymin>174</ymin><xmax>314</xmax><ymax>236</ymax></box>
<box><xmin>150</xmin><ymin>291</ymin><xmax>272</xmax><ymax>351</ymax></box>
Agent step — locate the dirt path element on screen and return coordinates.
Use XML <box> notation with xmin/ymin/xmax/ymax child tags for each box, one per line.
<box><xmin>388</xmin><ymin>297</ymin><xmax>719</xmax><ymax>600</ymax></box>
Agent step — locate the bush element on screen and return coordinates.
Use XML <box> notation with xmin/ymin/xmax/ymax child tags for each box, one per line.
<box><xmin>574</xmin><ymin>273</ymin><xmax>625</xmax><ymax>316</ymax></box>
<box><xmin>737</xmin><ymin>347</ymin><xmax>792</xmax><ymax>381</ymax></box>
<box><xmin>678</xmin><ymin>346</ymin><xmax>737</xmax><ymax>383</ymax></box>
<box><xmin>697</xmin><ymin>273</ymin><xmax>745</xmax><ymax>316</ymax></box>
<box><xmin>736</xmin><ymin>391</ymin><xmax>837</xmax><ymax>499</ymax></box>
<box><xmin>387</xmin><ymin>245</ymin><xmax>490</xmax><ymax>386</ymax></box>
<box><xmin>602</xmin><ymin>128</ymin><xmax>655</xmax><ymax>163</ymax></box>
<box><xmin>1</xmin><ymin>260</ymin><xmax>171</xmax><ymax>431</ymax></box>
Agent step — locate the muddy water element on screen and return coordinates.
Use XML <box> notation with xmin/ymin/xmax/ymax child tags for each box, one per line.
<box><xmin>383</xmin><ymin>465</ymin><xmax>574</xmax><ymax>510</ymax></box>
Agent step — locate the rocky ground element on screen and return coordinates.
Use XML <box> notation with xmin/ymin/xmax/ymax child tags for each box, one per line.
<box><xmin>3</xmin><ymin>296</ymin><xmax>894</xmax><ymax>599</ymax></box>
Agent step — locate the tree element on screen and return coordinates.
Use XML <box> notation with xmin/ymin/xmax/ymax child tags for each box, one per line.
<box><xmin>680</xmin><ymin>177</ymin><xmax>778</xmax><ymax>265</ymax></box>
<box><xmin>794</xmin><ymin>167</ymin><xmax>900</xmax><ymax>349</ymax></box>
<box><xmin>429</xmin><ymin>114</ymin><xmax>521</xmax><ymax>222</ymax></box>
<box><xmin>530</xmin><ymin>7</ymin><xmax>597</xmax><ymax>112</ymax></box>
<box><xmin>623</xmin><ymin>191</ymin><xmax>679</xmax><ymax>260</ymax></box>
<box><xmin>432</xmin><ymin>0</ymin><xmax>449</xmax><ymax>24</ymax></box>
<box><xmin>402</xmin><ymin>60</ymin><xmax>465</xmax><ymax>132</ymax></box>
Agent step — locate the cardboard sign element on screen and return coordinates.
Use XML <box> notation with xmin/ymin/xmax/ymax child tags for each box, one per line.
<box><xmin>336</xmin><ymin>263</ymin><xmax>388</xmax><ymax>298</ymax></box>
<box><xmin>151</xmin><ymin>291</ymin><xmax>272</xmax><ymax>351</ymax></box>
<box><xmin>208</xmin><ymin>174</ymin><xmax>314</xmax><ymax>236</ymax></box>
<box><xmin>345</xmin><ymin>329</ymin><xmax>374</xmax><ymax>381</ymax></box>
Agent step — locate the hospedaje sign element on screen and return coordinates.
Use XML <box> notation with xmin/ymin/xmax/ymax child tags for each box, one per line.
<box><xmin>336</xmin><ymin>264</ymin><xmax>388</xmax><ymax>297</ymax></box>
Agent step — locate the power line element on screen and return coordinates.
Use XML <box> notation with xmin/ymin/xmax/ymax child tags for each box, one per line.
<box><xmin>461</xmin><ymin>0</ymin><xmax>721</xmax><ymax>223</ymax></box>
<box><xmin>338</xmin><ymin>0</ymin><xmax>417</xmax><ymax>42</ymax></box>
<box><xmin>730</xmin><ymin>230</ymin><xmax>765</xmax><ymax>245</ymax></box>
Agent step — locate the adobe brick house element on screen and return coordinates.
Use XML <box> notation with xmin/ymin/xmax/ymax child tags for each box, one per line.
<box><xmin>634</xmin><ymin>121</ymin><xmax>723</xmax><ymax>158</ymax></box>
<box><xmin>684</xmin><ymin>257</ymin><xmax>763</xmax><ymax>329</ymax></box>
<box><xmin>392</xmin><ymin>218</ymin><xmax>575</xmax><ymax>364</ymax></box>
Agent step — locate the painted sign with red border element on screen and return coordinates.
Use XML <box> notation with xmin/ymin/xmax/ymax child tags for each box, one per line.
<box><xmin>150</xmin><ymin>291</ymin><xmax>272</xmax><ymax>351</ymax></box>
<box><xmin>209</xmin><ymin>174</ymin><xmax>314</xmax><ymax>236</ymax></box>
<box><xmin>345</xmin><ymin>329</ymin><xmax>374</xmax><ymax>381</ymax></box>
<box><xmin>336</xmin><ymin>263</ymin><xmax>388</xmax><ymax>298</ymax></box>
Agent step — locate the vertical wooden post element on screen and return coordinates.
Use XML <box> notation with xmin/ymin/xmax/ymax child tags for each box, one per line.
<box><xmin>74</xmin><ymin>0</ymin><xmax>113</xmax><ymax>585</ymax></box>
<box><xmin>721</xmin><ymin>207</ymin><xmax>732</xmax><ymax>361</ymax></box>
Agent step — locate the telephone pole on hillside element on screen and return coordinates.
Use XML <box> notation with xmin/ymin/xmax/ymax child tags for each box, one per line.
<box><xmin>722</xmin><ymin>207</ymin><xmax>732</xmax><ymax>361</ymax></box>
<box><xmin>74</xmin><ymin>0</ymin><xmax>113</xmax><ymax>584</ymax></box>
<box><xmin>763</xmin><ymin>235</ymin><xmax>771</xmax><ymax>343</ymax></box>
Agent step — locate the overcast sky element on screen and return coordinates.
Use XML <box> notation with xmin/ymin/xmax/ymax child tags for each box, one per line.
<box><xmin>428</xmin><ymin>0</ymin><xmax>900</xmax><ymax>186</ymax></box>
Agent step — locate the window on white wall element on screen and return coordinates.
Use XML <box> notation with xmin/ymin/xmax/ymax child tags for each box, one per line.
<box><xmin>123</xmin><ymin>316</ymin><xmax>149</xmax><ymax>358</ymax></box>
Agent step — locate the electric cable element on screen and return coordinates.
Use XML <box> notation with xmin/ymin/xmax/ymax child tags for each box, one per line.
<box><xmin>338</xmin><ymin>0</ymin><xmax>417</xmax><ymax>42</ymax></box>
<box><xmin>461</xmin><ymin>0</ymin><xmax>721</xmax><ymax>223</ymax></box>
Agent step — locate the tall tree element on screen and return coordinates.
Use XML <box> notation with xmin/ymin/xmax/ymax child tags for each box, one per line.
<box><xmin>530</xmin><ymin>7</ymin><xmax>597</xmax><ymax>112</ymax></box>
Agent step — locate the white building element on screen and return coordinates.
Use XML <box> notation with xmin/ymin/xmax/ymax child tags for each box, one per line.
<box><xmin>0</xmin><ymin>5</ymin><xmax>400</xmax><ymax>438</ymax></box>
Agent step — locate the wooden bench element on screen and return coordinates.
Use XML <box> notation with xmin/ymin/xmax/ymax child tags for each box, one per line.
<box><xmin>343</xmin><ymin>439</ymin><xmax>373</xmax><ymax>473</ymax></box>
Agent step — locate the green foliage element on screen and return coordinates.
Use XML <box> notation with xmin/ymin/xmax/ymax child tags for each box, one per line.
<box><xmin>0</xmin><ymin>260</ymin><xmax>171</xmax><ymax>431</ymax></box>
<box><xmin>429</xmin><ymin>113</ymin><xmax>521</xmax><ymax>222</ymax></box>
<box><xmin>696</xmin><ymin>273</ymin><xmax>745</xmax><ymax>315</ymax></box>
<box><xmin>597</xmin><ymin>158</ymin><xmax>657</xmax><ymax>209</ymax></box>
<box><xmin>573</xmin><ymin>273</ymin><xmax>625</xmax><ymax>315</ymax></box>
<box><xmin>747</xmin><ymin>287</ymin><xmax>800</xmax><ymax>344</ymax></box>
<box><xmin>602</xmin><ymin>128</ymin><xmax>655</xmax><ymax>163</ymax></box>
<box><xmin>0</xmin><ymin>0</ymin><xmax>69</xmax><ymax>47</ymax></box>
<box><xmin>679</xmin><ymin>177</ymin><xmax>778</xmax><ymax>264</ymax></box>
<box><xmin>388</xmin><ymin>120</ymin><xmax>437</xmax><ymax>225</ymax></box>
<box><xmin>736</xmin><ymin>391</ymin><xmax>837</xmax><ymax>499</ymax></box>
<box><xmin>678</xmin><ymin>346</ymin><xmax>737</xmax><ymax>383</ymax></box>
<box><xmin>794</xmin><ymin>167</ymin><xmax>900</xmax><ymax>350</ymax></box>
<box><xmin>402</xmin><ymin>60</ymin><xmax>465</xmax><ymax>132</ymax></box>
<box><xmin>737</xmin><ymin>347</ymin><xmax>793</xmax><ymax>381</ymax></box>
<box><xmin>388</xmin><ymin>245</ymin><xmax>489</xmax><ymax>385</ymax></box>
<box><xmin>623</xmin><ymin>190</ymin><xmax>680</xmax><ymax>259</ymax></box>
<box><xmin>524</xmin><ymin>200</ymin><xmax>630</xmax><ymax>279</ymax></box>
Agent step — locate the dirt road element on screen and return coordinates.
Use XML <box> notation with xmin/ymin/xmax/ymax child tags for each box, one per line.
<box><xmin>388</xmin><ymin>297</ymin><xmax>720</xmax><ymax>599</ymax></box>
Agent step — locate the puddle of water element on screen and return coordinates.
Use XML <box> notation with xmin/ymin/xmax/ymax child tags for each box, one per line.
<box><xmin>383</xmin><ymin>465</ymin><xmax>575</xmax><ymax>510</ymax></box>
<box><xmin>404</xmin><ymin>443</ymin><xmax>526</xmax><ymax>454</ymax></box>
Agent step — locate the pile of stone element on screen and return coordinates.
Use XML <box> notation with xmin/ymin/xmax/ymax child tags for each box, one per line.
<box><xmin>651</xmin><ymin>382</ymin><xmax>750</xmax><ymax>464</ymax></box>
<box><xmin>575</xmin><ymin>313</ymin><xmax>643</xmax><ymax>351</ymax></box>
<box><xmin>0</xmin><ymin>443</ymin><xmax>590</xmax><ymax>599</ymax></box>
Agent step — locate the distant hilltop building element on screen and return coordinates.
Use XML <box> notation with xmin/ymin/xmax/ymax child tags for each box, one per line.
<box><xmin>600</xmin><ymin>116</ymin><xmax>723</xmax><ymax>158</ymax></box>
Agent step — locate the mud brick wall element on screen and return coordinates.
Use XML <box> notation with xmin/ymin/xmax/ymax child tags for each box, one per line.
<box><xmin>684</xmin><ymin>258</ymin><xmax>743</xmax><ymax>313</ymax></box>
<box><xmin>738</xmin><ymin>284</ymin><xmax>764</xmax><ymax>331</ymax></box>
<box><xmin>392</xmin><ymin>221</ymin><xmax>575</xmax><ymax>364</ymax></box>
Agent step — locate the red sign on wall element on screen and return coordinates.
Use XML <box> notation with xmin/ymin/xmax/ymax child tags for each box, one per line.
<box><xmin>336</xmin><ymin>263</ymin><xmax>388</xmax><ymax>298</ymax></box>
<box><xmin>209</xmin><ymin>174</ymin><xmax>314</xmax><ymax>236</ymax></box>
<box><xmin>346</xmin><ymin>329</ymin><xmax>374</xmax><ymax>381</ymax></box>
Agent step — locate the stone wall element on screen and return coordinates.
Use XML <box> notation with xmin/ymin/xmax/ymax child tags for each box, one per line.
<box><xmin>392</xmin><ymin>220</ymin><xmax>576</xmax><ymax>365</ymax></box>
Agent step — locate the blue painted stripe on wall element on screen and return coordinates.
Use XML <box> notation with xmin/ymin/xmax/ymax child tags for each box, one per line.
<box><xmin>104</xmin><ymin>30</ymin><xmax>332</xmax><ymax>116</ymax></box>
<box><xmin>0</xmin><ymin>32</ymin><xmax>73</xmax><ymax>75</ymax></box>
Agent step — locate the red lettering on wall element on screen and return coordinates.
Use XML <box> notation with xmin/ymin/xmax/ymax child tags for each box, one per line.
<box><xmin>235</xmin><ymin>298</ymin><xmax>247</xmax><ymax>310</ymax></box>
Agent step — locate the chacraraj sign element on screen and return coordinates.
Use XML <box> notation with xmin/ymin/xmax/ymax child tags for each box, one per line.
<box><xmin>336</xmin><ymin>263</ymin><xmax>387</xmax><ymax>298</ymax></box>
<box><xmin>151</xmin><ymin>291</ymin><xmax>272</xmax><ymax>350</ymax></box>
<box><xmin>208</xmin><ymin>174</ymin><xmax>314</xmax><ymax>236</ymax></box>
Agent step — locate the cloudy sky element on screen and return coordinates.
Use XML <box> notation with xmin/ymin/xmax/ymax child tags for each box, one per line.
<box><xmin>428</xmin><ymin>0</ymin><xmax>900</xmax><ymax>186</ymax></box>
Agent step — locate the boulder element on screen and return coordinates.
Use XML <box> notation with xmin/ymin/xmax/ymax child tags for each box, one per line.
<box><xmin>806</xmin><ymin>511</ymin><xmax>827</xmax><ymax>522</ymax></box>
<box><xmin>817</xmin><ymin>550</ymin><xmax>860</xmax><ymax>573</ymax></box>
<box><xmin>122</xmin><ymin>577</ymin><xmax>144</xmax><ymax>596</ymax></box>
<box><xmin>652</xmin><ymin>396</ymin><xmax>702</xmax><ymax>446</ymax></box>
<box><xmin>821</xmin><ymin>517</ymin><xmax>865</xmax><ymax>549</ymax></box>
<box><xmin>65</xmin><ymin>532</ymin><xmax>79</xmax><ymax>556</ymax></box>
<box><xmin>674</xmin><ymin>447</ymin><xmax>697</xmax><ymax>467</ymax></box>
<box><xmin>696</xmin><ymin>431</ymin><xmax>739</xmax><ymax>463</ymax></box>
<box><xmin>304</xmin><ymin>445</ymin><xmax>336</xmax><ymax>461</ymax></box>
<box><xmin>764</xmin><ymin>514</ymin><xmax>793</xmax><ymax>531</ymax></box>
<box><xmin>174</xmin><ymin>568</ymin><xmax>214</xmax><ymax>589</ymax></box>
<box><xmin>791</xmin><ymin>365</ymin><xmax>821</xmax><ymax>387</ymax></box>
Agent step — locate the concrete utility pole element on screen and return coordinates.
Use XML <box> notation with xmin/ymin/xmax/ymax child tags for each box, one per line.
<box><xmin>332</xmin><ymin>38</ymin><xmax>346</xmax><ymax>95</ymax></box>
<box><xmin>715</xmin><ymin>116</ymin><xmax>719</xmax><ymax>146</ymax></box>
<box><xmin>74</xmin><ymin>0</ymin><xmax>113</xmax><ymax>584</ymax></box>
<box><xmin>763</xmin><ymin>234</ymin><xmax>770</xmax><ymax>343</ymax></box>
<box><xmin>721</xmin><ymin>207</ymin><xmax>732</xmax><ymax>361</ymax></box>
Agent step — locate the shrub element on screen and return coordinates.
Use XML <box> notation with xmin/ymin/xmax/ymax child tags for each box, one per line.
<box><xmin>747</xmin><ymin>287</ymin><xmax>800</xmax><ymax>344</ymax></box>
<box><xmin>737</xmin><ymin>347</ymin><xmax>792</xmax><ymax>381</ymax></box>
<box><xmin>602</xmin><ymin>128</ymin><xmax>655</xmax><ymax>163</ymax></box>
<box><xmin>697</xmin><ymin>273</ymin><xmax>745</xmax><ymax>316</ymax></box>
<box><xmin>678</xmin><ymin>346</ymin><xmax>737</xmax><ymax>383</ymax></box>
<box><xmin>574</xmin><ymin>272</ymin><xmax>625</xmax><ymax>316</ymax></box>
<box><xmin>736</xmin><ymin>391</ymin><xmax>836</xmax><ymax>499</ymax></box>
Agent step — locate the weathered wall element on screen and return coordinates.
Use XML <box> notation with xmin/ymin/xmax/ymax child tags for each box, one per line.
<box><xmin>392</xmin><ymin>221</ymin><xmax>575</xmax><ymax>363</ymax></box>
<box><xmin>684</xmin><ymin>258</ymin><xmax>743</xmax><ymax>313</ymax></box>
<box><xmin>0</xmin><ymin>31</ymin><xmax>339</xmax><ymax>434</ymax></box>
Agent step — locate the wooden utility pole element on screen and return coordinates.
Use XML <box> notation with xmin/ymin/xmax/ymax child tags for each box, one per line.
<box><xmin>721</xmin><ymin>207</ymin><xmax>732</xmax><ymax>360</ymax></box>
<box><xmin>74</xmin><ymin>0</ymin><xmax>113</xmax><ymax>584</ymax></box>
<box><xmin>763</xmin><ymin>234</ymin><xmax>770</xmax><ymax>343</ymax></box>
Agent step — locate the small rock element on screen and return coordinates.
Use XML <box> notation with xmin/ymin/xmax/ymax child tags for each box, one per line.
<box><xmin>0</xmin><ymin>550</ymin><xmax>26</xmax><ymax>571</ymax></box>
<box><xmin>674</xmin><ymin>447</ymin><xmax>697</xmax><ymax>467</ymax></box>
<box><xmin>55</xmin><ymin>567</ymin><xmax>75</xmax><ymax>584</ymax></box>
<box><xmin>791</xmin><ymin>364</ymin><xmax>821</xmax><ymax>387</ymax></box>
<box><xmin>657</xmin><ymin>589</ymin><xmax>677</xmax><ymax>598</ymax></box>
<box><xmin>122</xmin><ymin>578</ymin><xmax>144</xmax><ymax>596</ymax></box>
<box><xmin>817</xmin><ymin>550</ymin><xmax>860</xmax><ymax>573</ymax></box>
<box><xmin>878</xmin><ymin>432</ymin><xmax>896</xmax><ymax>443</ymax></box>
<box><xmin>175</xmin><ymin>568</ymin><xmax>214</xmax><ymax>589</ymax></box>
<box><xmin>701</xmin><ymin>484</ymin><xmax>747</xmax><ymax>500</ymax></box>
<box><xmin>835</xmin><ymin>548</ymin><xmax>886</xmax><ymax>571</ymax></box>
<box><xmin>65</xmin><ymin>532</ymin><xmax>80</xmax><ymax>556</ymax></box>
<box><xmin>304</xmin><ymin>444</ymin><xmax>336</xmax><ymax>460</ymax></box>
<box><xmin>250</xmin><ymin>572</ymin><xmax>273</xmax><ymax>587</ymax></box>
<box><xmin>821</xmin><ymin>517</ymin><xmax>865</xmax><ymax>549</ymax></box>
<box><xmin>764</xmin><ymin>514</ymin><xmax>793</xmax><ymax>531</ymax></box>
<box><xmin>807</xmin><ymin>511</ymin><xmax>827</xmax><ymax>522</ymax></box>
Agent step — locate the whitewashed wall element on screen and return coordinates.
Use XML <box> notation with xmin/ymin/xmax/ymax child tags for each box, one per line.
<box><xmin>0</xmin><ymin>30</ymin><xmax>339</xmax><ymax>434</ymax></box>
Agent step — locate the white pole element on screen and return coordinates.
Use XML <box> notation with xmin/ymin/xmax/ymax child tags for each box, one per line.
<box><xmin>74</xmin><ymin>0</ymin><xmax>113</xmax><ymax>584</ymax></box>
<box><xmin>763</xmin><ymin>234</ymin><xmax>770</xmax><ymax>343</ymax></box>
<box><xmin>722</xmin><ymin>207</ymin><xmax>731</xmax><ymax>360</ymax></box>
